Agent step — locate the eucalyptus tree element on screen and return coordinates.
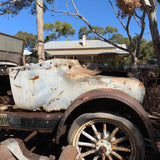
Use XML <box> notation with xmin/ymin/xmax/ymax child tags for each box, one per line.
<box><xmin>44</xmin><ymin>21</ymin><xmax>75</xmax><ymax>41</ymax></box>
<box><xmin>116</xmin><ymin>0</ymin><xmax>160</xmax><ymax>70</ymax></box>
<box><xmin>78</xmin><ymin>25</ymin><xmax>106</xmax><ymax>40</ymax></box>
<box><xmin>15</xmin><ymin>31</ymin><xmax>37</xmax><ymax>49</ymax></box>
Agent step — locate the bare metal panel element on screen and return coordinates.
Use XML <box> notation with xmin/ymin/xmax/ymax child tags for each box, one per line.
<box><xmin>0</xmin><ymin>32</ymin><xmax>25</xmax><ymax>65</ymax></box>
<box><xmin>9</xmin><ymin>59</ymin><xmax>145</xmax><ymax>112</ymax></box>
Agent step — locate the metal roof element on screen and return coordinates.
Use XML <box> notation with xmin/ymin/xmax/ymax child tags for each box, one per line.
<box><xmin>44</xmin><ymin>40</ymin><xmax>129</xmax><ymax>59</ymax></box>
<box><xmin>44</xmin><ymin>40</ymin><xmax>114</xmax><ymax>49</ymax></box>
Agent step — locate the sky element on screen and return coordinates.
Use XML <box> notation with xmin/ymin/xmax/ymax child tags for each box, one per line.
<box><xmin>0</xmin><ymin>0</ymin><xmax>160</xmax><ymax>41</ymax></box>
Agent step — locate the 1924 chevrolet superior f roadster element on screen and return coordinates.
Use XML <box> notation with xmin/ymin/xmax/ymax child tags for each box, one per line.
<box><xmin>0</xmin><ymin>32</ymin><xmax>159</xmax><ymax>160</ymax></box>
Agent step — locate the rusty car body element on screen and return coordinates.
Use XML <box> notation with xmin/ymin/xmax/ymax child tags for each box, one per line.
<box><xmin>0</xmin><ymin>32</ymin><xmax>158</xmax><ymax>159</ymax></box>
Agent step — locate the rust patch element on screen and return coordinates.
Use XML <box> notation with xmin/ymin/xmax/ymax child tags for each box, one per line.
<box><xmin>1</xmin><ymin>138</ymin><xmax>53</xmax><ymax>160</ymax></box>
<box><xmin>67</xmin><ymin>72</ymin><xmax>76</xmax><ymax>78</ymax></box>
<box><xmin>59</xmin><ymin>145</ymin><xmax>78</xmax><ymax>160</ymax></box>
<box><xmin>29</xmin><ymin>75</ymin><xmax>39</xmax><ymax>80</ymax></box>
<box><xmin>0</xmin><ymin>105</ymin><xmax>9</xmax><ymax>111</ymax></box>
<box><xmin>138</xmin><ymin>81</ymin><xmax>144</xmax><ymax>87</ymax></box>
<box><xmin>0</xmin><ymin>143</ymin><xmax>16</xmax><ymax>160</ymax></box>
<box><xmin>14</xmin><ymin>85</ymin><xmax>22</xmax><ymax>88</ymax></box>
<box><xmin>50</xmin><ymin>88</ymin><xmax>54</xmax><ymax>91</ymax></box>
<box><xmin>45</xmin><ymin>67</ymin><xmax>52</xmax><ymax>70</ymax></box>
<box><xmin>60</xmin><ymin>91</ymin><xmax>64</xmax><ymax>95</ymax></box>
<box><xmin>82</xmin><ymin>96</ymin><xmax>89</xmax><ymax>101</ymax></box>
<box><xmin>97</xmin><ymin>80</ymin><xmax>105</xmax><ymax>85</ymax></box>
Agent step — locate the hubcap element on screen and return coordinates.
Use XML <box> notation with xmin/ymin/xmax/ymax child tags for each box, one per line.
<box><xmin>96</xmin><ymin>140</ymin><xmax>112</xmax><ymax>155</ymax></box>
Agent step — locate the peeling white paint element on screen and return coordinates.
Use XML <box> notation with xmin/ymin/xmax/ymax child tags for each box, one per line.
<box><xmin>9</xmin><ymin>59</ymin><xmax>145</xmax><ymax>112</ymax></box>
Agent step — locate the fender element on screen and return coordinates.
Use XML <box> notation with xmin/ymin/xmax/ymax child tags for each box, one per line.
<box><xmin>56</xmin><ymin>88</ymin><xmax>158</xmax><ymax>151</ymax></box>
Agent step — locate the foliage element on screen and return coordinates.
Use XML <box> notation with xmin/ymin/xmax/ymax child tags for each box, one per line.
<box><xmin>116</xmin><ymin>0</ymin><xmax>141</xmax><ymax>17</ymax></box>
<box><xmin>78</xmin><ymin>26</ymin><xmax>90</xmax><ymax>39</ymax></box>
<box><xmin>15</xmin><ymin>31</ymin><xmax>37</xmax><ymax>49</ymax></box>
<box><xmin>44</xmin><ymin>21</ymin><xmax>75</xmax><ymax>41</ymax></box>
<box><xmin>105</xmin><ymin>26</ymin><xmax>118</xmax><ymax>39</ymax></box>
<box><xmin>110</xmin><ymin>33</ymin><xmax>124</xmax><ymax>44</ymax></box>
<box><xmin>0</xmin><ymin>0</ymin><xmax>34</xmax><ymax>15</ymax></box>
<box><xmin>138</xmin><ymin>40</ymin><xmax>155</xmax><ymax>64</ymax></box>
<box><xmin>0</xmin><ymin>0</ymin><xmax>54</xmax><ymax>15</ymax></box>
<box><xmin>102</xmin><ymin>38</ymin><xmax>155</xmax><ymax>70</ymax></box>
<box><xmin>79</xmin><ymin>25</ymin><xmax>106</xmax><ymax>40</ymax></box>
<box><xmin>78</xmin><ymin>25</ymin><xmax>119</xmax><ymax>41</ymax></box>
<box><xmin>115</xmin><ymin>0</ymin><xmax>160</xmax><ymax>16</ymax></box>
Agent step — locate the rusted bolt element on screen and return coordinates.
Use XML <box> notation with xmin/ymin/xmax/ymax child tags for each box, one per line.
<box><xmin>99</xmin><ymin>146</ymin><xmax>107</xmax><ymax>153</ymax></box>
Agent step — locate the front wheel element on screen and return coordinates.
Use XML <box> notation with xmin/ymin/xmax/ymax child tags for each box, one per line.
<box><xmin>68</xmin><ymin>113</ymin><xmax>144</xmax><ymax>160</ymax></box>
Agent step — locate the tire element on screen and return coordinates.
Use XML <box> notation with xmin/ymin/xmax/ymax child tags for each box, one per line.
<box><xmin>68</xmin><ymin>112</ymin><xmax>145</xmax><ymax>160</ymax></box>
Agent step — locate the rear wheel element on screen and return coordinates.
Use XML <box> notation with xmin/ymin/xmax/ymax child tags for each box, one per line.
<box><xmin>68</xmin><ymin>112</ymin><xmax>144</xmax><ymax>160</ymax></box>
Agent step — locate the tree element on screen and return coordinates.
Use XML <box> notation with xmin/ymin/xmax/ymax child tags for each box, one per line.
<box><xmin>109</xmin><ymin>0</ymin><xmax>146</xmax><ymax>70</ymax></box>
<box><xmin>105</xmin><ymin>26</ymin><xmax>118</xmax><ymax>39</ymax></box>
<box><xmin>78</xmin><ymin>25</ymin><xmax>106</xmax><ymax>40</ymax></box>
<box><xmin>78</xmin><ymin>25</ymin><xmax>118</xmax><ymax>40</ymax></box>
<box><xmin>110</xmin><ymin>33</ymin><xmax>124</xmax><ymax>43</ymax></box>
<box><xmin>44</xmin><ymin>21</ymin><xmax>75</xmax><ymax>41</ymax></box>
<box><xmin>138</xmin><ymin>40</ymin><xmax>155</xmax><ymax>64</ymax></box>
<box><xmin>141</xmin><ymin>0</ymin><xmax>160</xmax><ymax>69</ymax></box>
<box><xmin>78</xmin><ymin>26</ymin><xmax>90</xmax><ymax>39</ymax></box>
<box><xmin>36</xmin><ymin>0</ymin><xmax>45</xmax><ymax>62</ymax></box>
<box><xmin>116</xmin><ymin>0</ymin><xmax>160</xmax><ymax>70</ymax></box>
<box><xmin>15</xmin><ymin>31</ymin><xmax>37</xmax><ymax>49</ymax></box>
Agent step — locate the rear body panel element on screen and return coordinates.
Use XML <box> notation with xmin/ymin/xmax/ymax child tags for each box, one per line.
<box><xmin>9</xmin><ymin>59</ymin><xmax>145</xmax><ymax>112</ymax></box>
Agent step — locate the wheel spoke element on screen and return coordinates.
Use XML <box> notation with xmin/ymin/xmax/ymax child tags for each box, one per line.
<box><xmin>78</xmin><ymin>142</ymin><xmax>96</xmax><ymax>148</ymax></box>
<box><xmin>81</xmin><ymin>149</ymin><xmax>96</xmax><ymax>157</ymax></box>
<box><xmin>112</xmin><ymin>146</ymin><xmax>131</xmax><ymax>152</ymax></box>
<box><xmin>111</xmin><ymin>151</ymin><xmax>123</xmax><ymax>160</ymax></box>
<box><xmin>91</xmin><ymin>123</ymin><xmax>101</xmax><ymax>140</ymax></box>
<box><xmin>93</xmin><ymin>155</ymin><xmax>99</xmax><ymax>160</ymax></box>
<box><xmin>81</xmin><ymin>130</ymin><xmax>97</xmax><ymax>142</ymax></box>
<box><xmin>103</xmin><ymin>123</ymin><xmax>109</xmax><ymax>139</ymax></box>
<box><xmin>106</xmin><ymin>154</ymin><xmax>113</xmax><ymax>160</ymax></box>
<box><xmin>102</xmin><ymin>154</ymin><xmax>105</xmax><ymax>160</ymax></box>
<box><xmin>111</xmin><ymin>136</ymin><xmax>127</xmax><ymax>145</ymax></box>
<box><xmin>108</xmin><ymin>127</ymin><xmax>119</xmax><ymax>140</ymax></box>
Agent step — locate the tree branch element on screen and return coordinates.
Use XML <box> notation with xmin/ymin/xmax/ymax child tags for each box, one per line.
<box><xmin>126</xmin><ymin>15</ymin><xmax>135</xmax><ymax>49</ymax></box>
<box><xmin>109</xmin><ymin>0</ymin><xmax>135</xmax><ymax>51</ymax></box>
<box><xmin>134</xmin><ymin>13</ymin><xmax>141</xmax><ymax>27</ymax></box>
<box><xmin>0</xmin><ymin>0</ymin><xmax>21</xmax><ymax>6</ymax></box>
<box><xmin>36</xmin><ymin>0</ymin><xmax>78</xmax><ymax>18</ymax></box>
<box><xmin>136</xmin><ymin>11</ymin><xmax>146</xmax><ymax>57</ymax></box>
<box><xmin>0</xmin><ymin>12</ymin><xmax>5</xmax><ymax>15</ymax></box>
<box><xmin>108</xmin><ymin>0</ymin><xmax>126</xmax><ymax>29</ymax></box>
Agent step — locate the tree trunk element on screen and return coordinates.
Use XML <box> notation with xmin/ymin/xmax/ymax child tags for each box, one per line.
<box><xmin>131</xmin><ymin>50</ymin><xmax>138</xmax><ymax>73</ymax></box>
<box><xmin>36</xmin><ymin>0</ymin><xmax>45</xmax><ymax>62</ymax></box>
<box><xmin>142</xmin><ymin>0</ymin><xmax>160</xmax><ymax>70</ymax></box>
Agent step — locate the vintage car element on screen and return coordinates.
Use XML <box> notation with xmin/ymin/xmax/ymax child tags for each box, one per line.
<box><xmin>0</xmin><ymin>32</ymin><xmax>158</xmax><ymax>160</ymax></box>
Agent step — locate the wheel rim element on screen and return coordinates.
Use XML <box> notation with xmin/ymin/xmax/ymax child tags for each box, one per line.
<box><xmin>73</xmin><ymin>120</ymin><xmax>134</xmax><ymax>160</ymax></box>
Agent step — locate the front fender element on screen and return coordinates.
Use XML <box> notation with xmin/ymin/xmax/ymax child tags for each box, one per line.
<box><xmin>56</xmin><ymin>88</ymin><xmax>158</xmax><ymax>151</ymax></box>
